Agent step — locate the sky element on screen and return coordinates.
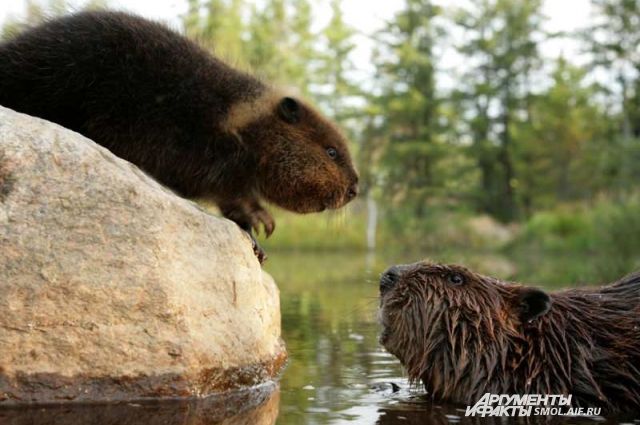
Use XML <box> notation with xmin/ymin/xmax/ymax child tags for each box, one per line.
<box><xmin>0</xmin><ymin>0</ymin><xmax>594</xmax><ymax>87</ymax></box>
<box><xmin>0</xmin><ymin>0</ymin><xmax>593</xmax><ymax>50</ymax></box>
<box><xmin>0</xmin><ymin>0</ymin><xmax>593</xmax><ymax>31</ymax></box>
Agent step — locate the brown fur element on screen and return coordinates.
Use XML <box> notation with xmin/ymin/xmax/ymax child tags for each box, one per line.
<box><xmin>379</xmin><ymin>261</ymin><xmax>640</xmax><ymax>412</ymax></box>
<box><xmin>0</xmin><ymin>11</ymin><xmax>358</xmax><ymax>260</ymax></box>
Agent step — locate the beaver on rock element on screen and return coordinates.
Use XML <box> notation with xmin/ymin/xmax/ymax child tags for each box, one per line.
<box><xmin>0</xmin><ymin>11</ymin><xmax>359</xmax><ymax>262</ymax></box>
<box><xmin>379</xmin><ymin>261</ymin><xmax>640</xmax><ymax>413</ymax></box>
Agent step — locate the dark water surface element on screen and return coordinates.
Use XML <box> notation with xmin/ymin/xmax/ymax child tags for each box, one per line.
<box><xmin>266</xmin><ymin>250</ymin><xmax>640</xmax><ymax>425</ymax></box>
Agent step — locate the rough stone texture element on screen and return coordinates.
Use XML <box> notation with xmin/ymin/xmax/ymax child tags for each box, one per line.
<box><xmin>0</xmin><ymin>106</ymin><xmax>286</xmax><ymax>405</ymax></box>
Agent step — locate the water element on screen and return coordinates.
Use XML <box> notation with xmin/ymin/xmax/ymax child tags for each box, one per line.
<box><xmin>270</xmin><ymin>250</ymin><xmax>404</xmax><ymax>424</ymax></box>
<box><xmin>266</xmin><ymin>250</ymin><xmax>640</xmax><ymax>425</ymax></box>
<box><xmin>3</xmin><ymin>249</ymin><xmax>639</xmax><ymax>424</ymax></box>
<box><xmin>270</xmin><ymin>251</ymin><xmax>397</xmax><ymax>424</ymax></box>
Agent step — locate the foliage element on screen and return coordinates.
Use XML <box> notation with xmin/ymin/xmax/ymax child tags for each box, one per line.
<box><xmin>2</xmin><ymin>0</ymin><xmax>639</xmax><ymax>282</ymax></box>
<box><xmin>1</xmin><ymin>0</ymin><xmax>105</xmax><ymax>39</ymax></box>
<box><xmin>369</xmin><ymin>0</ymin><xmax>445</xmax><ymax>217</ymax></box>
<box><xmin>510</xmin><ymin>195</ymin><xmax>640</xmax><ymax>285</ymax></box>
<box><xmin>512</xmin><ymin>58</ymin><xmax>610</xmax><ymax>214</ymax></box>
<box><xmin>184</xmin><ymin>0</ymin><xmax>318</xmax><ymax>91</ymax></box>
<box><xmin>584</xmin><ymin>0</ymin><xmax>640</xmax><ymax>137</ymax></box>
<box><xmin>452</xmin><ymin>0</ymin><xmax>545</xmax><ymax>221</ymax></box>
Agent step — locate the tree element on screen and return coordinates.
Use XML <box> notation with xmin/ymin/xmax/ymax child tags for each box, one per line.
<box><xmin>585</xmin><ymin>0</ymin><xmax>640</xmax><ymax>138</ymax></box>
<box><xmin>513</xmin><ymin>58</ymin><xmax>608</xmax><ymax>214</ymax></box>
<box><xmin>372</xmin><ymin>0</ymin><xmax>445</xmax><ymax>217</ymax></box>
<box><xmin>583</xmin><ymin>0</ymin><xmax>640</xmax><ymax>196</ymax></box>
<box><xmin>286</xmin><ymin>0</ymin><xmax>315</xmax><ymax>91</ymax></box>
<box><xmin>454</xmin><ymin>0</ymin><xmax>544</xmax><ymax>221</ymax></box>
<box><xmin>183</xmin><ymin>0</ymin><xmax>247</xmax><ymax>66</ymax></box>
<box><xmin>315</xmin><ymin>0</ymin><xmax>358</xmax><ymax>121</ymax></box>
<box><xmin>245</xmin><ymin>0</ymin><xmax>313</xmax><ymax>90</ymax></box>
<box><xmin>1</xmin><ymin>0</ymin><xmax>106</xmax><ymax>39</ymax></box>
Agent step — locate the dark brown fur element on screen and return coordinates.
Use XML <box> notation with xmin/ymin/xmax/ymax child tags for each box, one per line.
<box><xmin>0</xmin><ymin>11</ymin><xmax>358</xmax><ymax>259</ymax></box>
<box><xmin>379</xmin><ymin>261</ymin><xmax>640</xmax><ymax>412</ymax></box>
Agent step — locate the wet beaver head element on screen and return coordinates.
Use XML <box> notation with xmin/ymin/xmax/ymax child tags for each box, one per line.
<box><xmin>378</xmin><ymin>261</ymin><xmax>551</xmax><ymax>402</ymax></box>
<box><xmin>223</xmin><ymin>90</ymin><xmax>359</xmax><ymax>213</ymax></box>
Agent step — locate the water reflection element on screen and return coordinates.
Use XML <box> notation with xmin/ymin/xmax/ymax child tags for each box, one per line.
<box><xmin>267</xmin><ymin>250</ymin><xmax>640</xmax><ymax>425</ymax></box>
<box><xmin>0</xmin><ymin>383</ymin><xmax>279</xmax><ymax>425</ymax></box>
<box><xmin>375</xmin><ymin>398</ymin><xmax>634</xmax><ymax>425</ymax></box>
<box><xmin>267</xmin><ymin>250</ymin><xmax>428</xmax><ymax>424</ymax></box>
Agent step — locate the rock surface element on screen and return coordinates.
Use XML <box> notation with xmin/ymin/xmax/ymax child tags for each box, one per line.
<box><xmin>0</xmin><ymin>106</ymin><xmax>286</xmax><ymax>404</ymax></box>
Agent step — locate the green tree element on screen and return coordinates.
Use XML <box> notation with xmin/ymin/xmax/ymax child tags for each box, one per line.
<box><xmin>245</xmin><ymin>0</ymin><xmax>314</xmax><ymax>90</ymax></box>
<box><xmin>585</xmin><ymin>0</ymin><xmax>640</xmax><ymax>137</ymax></box>
<box><xmin>454</xmin><ymin>0</ymin><xmax>544</xmax><ymax>221</ymax></box>
<box><xmin>286</xmin><ymin>0</ymin><xmax>315</xmax><ymax>91</ymax></box>
<box><xmin>583</xmin><ymin>0</ymin><xmax>640</xmax><ymax>195</ymax></box>
<box><xmin>183</xmin><ymin>0</ymin><xmax>247</xmax><ymax>65</ymax></box>
<box><xmin>513</xmin><ymin>58</ymin><xmax>608</xmax><ymax>214</ymax></box>
<box><xmin>372</xmin><ymin>0</ymin><xmax>445</xmax><ymax>217</ymax></box>
<box><xmin>183</xmin><ymin>0</ymin><xmax>317</xmax><ymax>92</ymax></box>
<box><xmin>315</xmin><ymin>0</ymin><xmax>358</xmax><ymax>121</ymax></box>
<box><xmin>1</xmin><ymin>0</ymin><xmax>106</xmax><ymax>39</ymax></box>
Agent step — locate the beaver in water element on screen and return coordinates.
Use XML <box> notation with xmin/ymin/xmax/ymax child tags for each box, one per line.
<box><xmin>379</xmin><ymin>261</ymin><xmax>640</xmax><ymax>412</ymax></box>
<box><xmin>0</xmin><ymin>11</ymin><xmax>359</xmax><ymax>262</ymax></box>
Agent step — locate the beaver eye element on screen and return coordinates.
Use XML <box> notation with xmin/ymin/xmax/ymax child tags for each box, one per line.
<box><xmin>327</xmin><ymin>147</ymin><xmax>338</xmax><ymax>159</ymax></box>
<box><xmin>278</xmin><ymin>97</ymin><xmax>300</xmax><ymax>124</ymax></box>
<box><xmin>448</xmin><ymin>273</ymin><xmax>465</xmax><ymax>286</ymax></box>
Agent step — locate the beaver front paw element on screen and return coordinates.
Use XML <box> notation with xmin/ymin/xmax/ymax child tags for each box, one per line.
<box><xmin>219</xmin><ymin>199</ymin><xmax>273</xmax><ymax>264</ymax></box>
<box><xmin>248</xmin><ymin>203</ymin><xmax>275</xmax><ymax>237</ymax></box>
<box><xmin>251</xmin><ymin>235</ymin><xmax>268</xmax><ymax>264</ymax></box>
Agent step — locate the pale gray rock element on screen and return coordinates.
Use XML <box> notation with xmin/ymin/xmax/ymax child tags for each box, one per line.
<box><xmin>0</xmin><ymin>106</ymin><xmax>285</xmax><ymax>404</ymax></box>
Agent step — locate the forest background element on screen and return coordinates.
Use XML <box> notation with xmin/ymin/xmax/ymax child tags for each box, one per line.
<box><xmin>2</xmin><ymin>0</ymin><xmax>639</xmax><ymax>284</ymax></box>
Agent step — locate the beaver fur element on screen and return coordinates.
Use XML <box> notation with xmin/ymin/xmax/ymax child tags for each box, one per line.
<box><xmin>0</xmin><ymin>11</ymin><xmax>358</xmax><ymax>261</ymax></box>
<box><xmin>379</xmin><ymin>261</ymin><xmax>640</xmax><ymax>412</ymax></box>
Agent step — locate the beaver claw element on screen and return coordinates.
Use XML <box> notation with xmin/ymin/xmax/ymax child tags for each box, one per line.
<box><xmin>252</xmin><ymin>236</ymin><xmax>268</xmax><ymax>264</ymax></box>
<box><xmin>249</xmin><ymin>205</ymin><xmax>275</xmax><ymax>237</ymax></box>
<box><xmin>219</xmin><ymin>199</ymin><xmax>273</xmax><ymax>264</ymax></box>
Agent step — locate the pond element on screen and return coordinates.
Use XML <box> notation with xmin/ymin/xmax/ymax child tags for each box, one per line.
<box><xmin>266</xmin><ymin>249</ymin><xmax>640</xmax><ymax>425</ymax></box>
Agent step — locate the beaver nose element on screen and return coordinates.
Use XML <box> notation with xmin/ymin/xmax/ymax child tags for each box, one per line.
<box><xmin>380</xmin><ymin>264</ymin><xmax>414</xmax><ymax>294</ymax></box>
<box><xmin>380</xmin><ymin>265</ymin><xmax>402</xmax><ymax>294</ymax></box>
<box><xmin>346</xmin><ymin>183</ymin><xmax>358</xmax><ymax>200</ymax></box>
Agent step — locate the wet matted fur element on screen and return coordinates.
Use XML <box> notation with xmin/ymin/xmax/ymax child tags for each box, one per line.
<box><xmin>379</xmin><ymin>261</ymin><xmax>640</xmax><ymax>412</ymax></box>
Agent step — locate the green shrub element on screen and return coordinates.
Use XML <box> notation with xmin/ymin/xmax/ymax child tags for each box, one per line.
<box><xmin>509</xmin><ymin>195</ymin><xmax>640</xmax><ymax>285</ymax></box>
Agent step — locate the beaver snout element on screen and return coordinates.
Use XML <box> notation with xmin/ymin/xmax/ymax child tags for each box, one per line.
<box><xmin>380</xmin><ymin>264</ymin><xmax>412</xmax><ymax>294</ymax></box>
<box><xmin>380</xmin><ymin>267</ymin><xmax>401</xmax><ymax>294</ymax></box>
<box><xmin>329</xmin><ymin>180</ymin><xmax>358</xmax><ymax>209</ymax></box>
<box><xmin>346</xmin><ymin>182</ymin><xmax>358</xmax><ymax>201</ymax></box>
<box><xmin>380</xmin><ymin>263</ymin><xmax>418</xmax><ymax>295</ymax></box>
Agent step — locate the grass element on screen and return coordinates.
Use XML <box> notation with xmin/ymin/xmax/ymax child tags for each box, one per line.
<box><xmin>212</xmin><ymin>195</ymin><xmax>640</xmax><ymax>288</ymax></box>
<box><xmin>508</xmin><ymin>194</ymin><xmax>640</xmax><ymax>285</ymax></box>
<box><xmin>260</xmin><ymin>206</ymin><xmax>369</xmax><ymax>252</ymax></box>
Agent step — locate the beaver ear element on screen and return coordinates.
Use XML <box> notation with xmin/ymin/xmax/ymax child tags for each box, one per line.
<box><xmin>516</xmin><ymin>288</ymin><xmax>551</xmax><ymax>323</ymax></box>
<box><xmin>278</xmin><ymin>97</ymin><xmax>301</xmax><ymax>124</ymax></box>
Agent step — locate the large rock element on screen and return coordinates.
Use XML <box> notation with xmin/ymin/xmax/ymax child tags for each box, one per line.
<box><xmin>0</xmin><ymin>106</ymin><xmax>286</xmax><ymax>404</ymax></box>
